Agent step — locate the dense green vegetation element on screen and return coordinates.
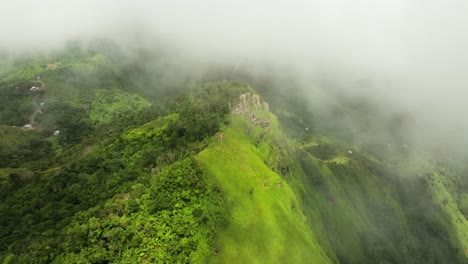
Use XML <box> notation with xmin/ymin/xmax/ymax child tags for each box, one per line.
<box><xmin>0</xmin><ymin>44</ymin><xmax>467</xmax><ymax>263</ymax></box>
<box><xmin>0</xmin><ymin>49</ymin><xmax>247</xmax><ymax>262</ymax></box>
<box><xmin>197</xmin><ymin>115</ymin><xmax>331</xmax><ymax>264</ymax></box>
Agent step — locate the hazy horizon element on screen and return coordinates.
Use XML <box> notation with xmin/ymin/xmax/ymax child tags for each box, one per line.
<box><xmin>2</xmin><ymin>0</ymin><xmax>468</xmax><ymax>155</ymax></box>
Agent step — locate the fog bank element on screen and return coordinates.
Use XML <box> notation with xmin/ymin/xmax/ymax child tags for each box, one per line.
<box><xmin>2</xmin><ymin>0</ymin><xmax>468</xmax><ymax>153</ymax></box>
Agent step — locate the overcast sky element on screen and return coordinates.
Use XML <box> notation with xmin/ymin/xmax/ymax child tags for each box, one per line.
<box><xmin>1</xmin><ymin>0</ymin><xmax>468</xmax><ymax>150</ymax></box>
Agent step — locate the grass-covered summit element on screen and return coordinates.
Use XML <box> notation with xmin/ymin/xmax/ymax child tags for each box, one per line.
<box><xmin>0</xmin><ymin>45</ymin><xmax>467</xmax><ymax>263</ymax></box>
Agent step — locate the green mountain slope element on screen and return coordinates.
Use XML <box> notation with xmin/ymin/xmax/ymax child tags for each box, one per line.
<box><xmin>295</xmin><ymin>138</ymin><xmax>468</xmax><ymax>263</ymax></box>
<box><xmin>197</xmin><ymin>115</ymin><xmax>331</xmax><ymax>264</ymax></box>
<box><xmin>0</xmin><ymin>46</ymin><xmax>467</xmax><ymax>263</ymax></box>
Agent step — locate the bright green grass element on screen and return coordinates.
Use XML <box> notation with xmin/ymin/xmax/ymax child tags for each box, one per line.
<box><xmin>197</xmin><ymin>115</ymin><xmax>331</xmax><ymax>264</ymax></box>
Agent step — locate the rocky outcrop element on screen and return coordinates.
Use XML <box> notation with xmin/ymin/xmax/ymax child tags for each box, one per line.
<box><xmin>232</xmin><ymin>92</ymin><xmax>269</xmax><ymax>114</ymax></box>
<box><xmin>232</xmin><ymin>92</ymin><xmax>271</xmax><ymax>127</ymax></box>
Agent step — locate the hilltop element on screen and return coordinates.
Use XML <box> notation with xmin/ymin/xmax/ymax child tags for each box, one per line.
<box><xmin>0</xmin><ymin>46</ymin><xmax>467</xmax><ymax>263</ymax></box>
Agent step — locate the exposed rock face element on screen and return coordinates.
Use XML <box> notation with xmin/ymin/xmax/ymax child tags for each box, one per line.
<box><xmin>232</xmin><ymin>92</ymin><xmax>271</xmax><ymax>127</ymax></box>
<box><xmin>232</xmin><ymin>92</ymin><xmax>269</xmax><ymax>114</ymax></box>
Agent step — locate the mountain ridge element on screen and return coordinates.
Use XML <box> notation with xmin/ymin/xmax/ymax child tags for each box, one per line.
<box><xmin>0</xmin><ymin>49</ymin><xmax>467</xmax><ymax>263</ymax></box>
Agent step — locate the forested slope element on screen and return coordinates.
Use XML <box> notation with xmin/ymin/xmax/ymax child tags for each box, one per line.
<box><xmin>0</xmin><ymin>46</ymin><xmax>466</xmax><ymax>263</ymax></box>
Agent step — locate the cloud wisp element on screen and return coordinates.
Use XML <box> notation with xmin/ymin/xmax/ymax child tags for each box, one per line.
<box><xmin>2</xmin><ymin>0</ymin><xmax>468</xmax><ymax>154</ymax></box>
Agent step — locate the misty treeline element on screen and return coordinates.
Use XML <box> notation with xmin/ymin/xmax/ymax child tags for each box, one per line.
<box><xmin>0</xmin><ymin>42</ymin><xmax>249</xmax><ymax>262</ymax></box>
<box><xmin>0</xmin><ymin>39</ymin><xmax>467</xmax><ymax>263</ymax></box>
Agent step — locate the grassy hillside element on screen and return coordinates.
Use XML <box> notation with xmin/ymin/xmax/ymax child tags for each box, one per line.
<box><xmin>247</xmin><ymin>81</ymin><xmax>468</xmax><ymax>263</ymax></box>
<box><xmin>198</xmin><ymin>115</ymin><xmax>331</xmax><ymax>264</ymax></box>
<box><xmin>285</xmin><ymin>130</ymin><xmax>467</xmax><ymax>264</ymax></box>
<box><xmin>196</xmin><ymin>91</ymin><xmax>467</xmax><ymax>263</ymax></box>
<box><xmin>0</xmin><ymin>45</ymin><xmax>467</xmax><ymax>263</ymax></box>
<box><xmin>0</xmin><ymin>60</ymin><xmax>251</xmax><ymax>262</ymax></box>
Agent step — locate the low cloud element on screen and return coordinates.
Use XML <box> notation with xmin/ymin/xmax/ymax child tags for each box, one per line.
<box><xmin>2</xmin><ymin>0</ymin><xmax>468</xmax><ymax>154</ymax></box>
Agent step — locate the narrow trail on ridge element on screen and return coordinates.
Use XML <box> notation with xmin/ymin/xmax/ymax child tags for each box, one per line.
<box><xmin>28</xmin><ymin>79</ymin><xmax>45</xmax><ymax>127</ymax></box>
